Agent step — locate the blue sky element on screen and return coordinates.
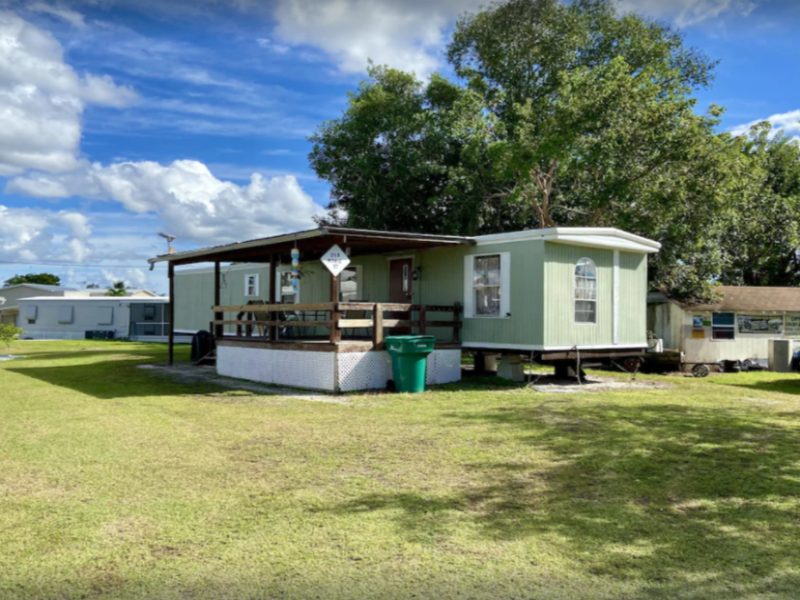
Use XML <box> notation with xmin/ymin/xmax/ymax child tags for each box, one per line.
<box><xmin>0</xmin><ymin>0</ymin><xmax>798</xmax><ymax>293</ymax></box>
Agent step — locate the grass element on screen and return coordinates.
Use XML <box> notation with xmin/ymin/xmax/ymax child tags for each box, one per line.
<box><xmin>1</xmin><ymin>340</ymin><xmax>799</xmax><ymax>599</ymax></box>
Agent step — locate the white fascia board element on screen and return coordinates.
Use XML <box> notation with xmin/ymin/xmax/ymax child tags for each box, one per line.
<box><xmin>474</xmin><ymin>227</ymin><xmax>661</xmax><ymax>254</ymax></box>
<box><xmin>17</xmin><ymin>297</ymin><xmax>168</xmax><ymax>304</ymax></box>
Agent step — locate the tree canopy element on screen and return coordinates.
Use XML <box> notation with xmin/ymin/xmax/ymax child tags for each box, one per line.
<box><xmin>106</xmin><ymin>281</ymin><xmax>128</xmax><ymax>297</ymax></box>
<box><xmin>4</xmin><ymin>273</ymin><xmax>61</xmax><ymax>287</ymax></box>
<box><xmin>309</xmin><ymin>0</ymin><xmax>800</xmax><ymax>300</ymax></box>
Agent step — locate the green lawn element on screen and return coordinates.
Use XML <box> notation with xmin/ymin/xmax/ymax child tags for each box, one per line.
<box><xmin>1</xmin><ymin>341</ymin><xmax>799</xmax><ymax>599</ymax></box>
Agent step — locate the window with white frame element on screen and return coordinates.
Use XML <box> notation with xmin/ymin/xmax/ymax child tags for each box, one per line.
<box><xmin>574</xmin><ymin>258</ymin><xmax>597</xmax><ymax>323</ymax></box>
<box><xmin>244</xmin><ymin>273</ymin><xmax>259</xmax><ymax>297</ymax></box>
<box><xmin>339</xmin><ymin>266</ymin><xmax>360</xmax><ymax>302</ymax></box>
<box><xmin>464</xmin><ymin>253</ymin><xmax>510</xmax><ymax>318</ymax></box>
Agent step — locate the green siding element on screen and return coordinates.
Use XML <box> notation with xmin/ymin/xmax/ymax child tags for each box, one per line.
<box><xmin>417</xmin><ymin>241</ymin><xmax>545</xmax><ymax>346</ymax></box>
<box><xmin>618</xmin><ymin>252</ymin><xmax>648</xmax><ymax>345</ymax></box>
<box><xmin>543</xmin><ymin>243</ymin><xmax>613</xmax><ymax>347</ymax></box>
<box><xmin>174</xmin><ymin>264</ymin><xmax>270</xmax><ymax>331</ymax></box>
<box><xmin>173</xmin><ymin>239</ymin><xmax>649</xmax><ymax>348</ymax></box>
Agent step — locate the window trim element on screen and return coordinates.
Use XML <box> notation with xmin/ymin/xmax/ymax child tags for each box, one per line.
<box><xmin>574</xmin><ymin>257</ymin><xmax>598</xmax><ymax>325</ymax></box>
<box><xmin>244</xmin><ymin>273</ymin><xmax>260</xmax><ymax>297</ymax></box>
<box><xmin>463</xmin><ymin>252</ymin><xmax>511</xmax><ymax>319</ymax></box>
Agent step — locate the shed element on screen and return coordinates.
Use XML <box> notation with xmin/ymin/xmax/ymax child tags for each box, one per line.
<box><xmin>648</xmin><ymin>286</ymin><xmax>800</xmax><ymax>366</ymax></box>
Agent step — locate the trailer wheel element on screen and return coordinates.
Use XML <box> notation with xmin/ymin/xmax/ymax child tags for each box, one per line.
<box><xmin>691</xmin><ymin>364</ymin><xmax>710</xmax><ymax>378</ymax></box>
<box><xmin>622</xmin><ymin>357</ymin><xmax>641</xmax><ymax>373</ymax></box>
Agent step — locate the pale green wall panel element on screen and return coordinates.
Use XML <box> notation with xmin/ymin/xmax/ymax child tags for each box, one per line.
<box><xmin>416</xmin><ymin>240</ymin><xmax>545</xmax><ymax>346</ymax></box>
<box><xmin>174</xmin><ymin>264</ymin><xmax>270</xmax><ymax>331</ymax></box>
<box><xmin>618</xmin><ymin>252</ymin><xmax>648</xmax><ymax>345</ymax></box>
<box><xmin>543</xmin><ymin>243</ymin><xmax>613</xmax><ymax>347</ymax></box>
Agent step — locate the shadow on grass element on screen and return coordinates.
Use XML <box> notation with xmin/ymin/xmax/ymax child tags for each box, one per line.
<box><xmin>3</xmin><ymin>346</ymin><xmax>217</xmax><ymax>399</ymax></box>
<box><xmin>719</xmin><ymin>377</ymin><xmax>800</xmax><ymax>396</ymax></box>
<box><xmin>318</xmin><ymin>400</ymin><xmax>800</xmax><ymax>596</ymax></box>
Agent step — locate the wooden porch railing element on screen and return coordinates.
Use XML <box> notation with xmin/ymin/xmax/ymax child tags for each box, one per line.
<box><xmin>210</xmin><ymin>301</ymin><xmax>462</xmax><ymax>347</ymax></box>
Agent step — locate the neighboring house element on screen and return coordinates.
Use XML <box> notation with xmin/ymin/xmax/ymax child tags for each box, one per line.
<box><xmin>0</xmin><ymin>284</ymin><xmax>73</xmax><ymax>326</ymax></box>
<box><xmin>158</xmin><ymin>226</ymin><xmax>660</xmax><ymax>392</ymax></box>
<box><xmin>17</xmin><ymin>296</ymin><xmax>175</xmax><ymax>341</ymax></box>
<box><xmin>648</xmin><ymin>286</ymin><xmax>800</xmax><ymax>366</ymax></box>
<box><xmin>64</xmin><ymin>288</ymin><xmax>160</xmax><ymax>298</ymax></box>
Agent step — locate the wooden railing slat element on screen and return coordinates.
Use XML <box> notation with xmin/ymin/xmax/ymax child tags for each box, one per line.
<box><xmin>212</xmin><ymin>300</ymin><xmax>463</xmax><ymax>344</ymax></box>
<box><xmin>213</xmin><ymin>319</ymin><xmax>332</xmax><ymax>328</ymax></box>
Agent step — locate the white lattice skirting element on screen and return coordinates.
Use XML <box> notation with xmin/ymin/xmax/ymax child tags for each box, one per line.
<box><xmin>216</xmin><ymin>345</ymin><xmax>462</xmax><ymax>392</ymax></box>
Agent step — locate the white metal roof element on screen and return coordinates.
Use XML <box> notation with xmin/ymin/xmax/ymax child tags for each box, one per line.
<box><xmin>0</xmin><ymin>283</ymin><xmax>72</xmax><ymax>292</ymax></box>
<box><xmin>17</xmin><ymin>296</ymin><xmax>168</xmax><ymax>303</ymax></box>
<box><xmin>473</xmin><ymin>227</ymin><xmax>661</xmax><ymax>253</ymax></box>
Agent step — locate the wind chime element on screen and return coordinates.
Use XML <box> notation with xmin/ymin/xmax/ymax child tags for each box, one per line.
<box><xmin>290</xmin><ymin>245</ymin><xmax>300</xmax><ymax>295</ymax></box>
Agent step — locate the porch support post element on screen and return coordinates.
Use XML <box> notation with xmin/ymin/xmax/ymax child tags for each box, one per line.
<box><xmin>213</xmin><ymin>261</ymin><xmax>222</xmax><ymax>339</ymax></box>
<box><xmin>372</xmin><ymin>303</ymin><xmax>384</xmax><ymax>349</ymax></box>
<box><xmin>330</xmin><ymin>272</ymin><xmax>341</xmax><ymax>344</ymax></box>
<box><xmin>269</xmin><ymin>253</ymin><xmax>277</xmax><ymax>340</ymax></box>
<box><xmin>168</xmin><ymin>262</ymin><xmax>175</xmax><ymax>365</ymax></box>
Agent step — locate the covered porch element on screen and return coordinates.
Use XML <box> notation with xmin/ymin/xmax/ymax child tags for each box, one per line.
<box><xmin>149</xmin><ymin>227</ymin><xmax>472</xmax><ymax>391</ymax></box>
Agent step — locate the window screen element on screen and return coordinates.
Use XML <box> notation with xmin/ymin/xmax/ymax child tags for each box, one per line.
<box><xmin>57</xmin><ymin>305</ymin><xmax>74</xmax><ymax>324</ymax></box>
<box><xmin>97</xmin><ymin>306</ymin><xmax>114</xmax><ymax>325</ymax></box>
<box><xmin>574</xmin><ymin>258</ymin><xmax>597</xmax><ymax>323</ymax></box>
<box><xmin>473</xmin><ymin>255</ymin><xmax>501</xmax><ymax>316</ymax></box>
<box><xmin>339</xmin><ymin>267</ymin><xmax>360</xmax><ymax>302</ymax></box>
<box><xmin>279</xmin><ymin>271</ymin><xmax>298</xmax><ymax>303</ymax></box>
<box><xmin>712</xmin><ymin>312</ymin><xmax>735</xmax><ymax>340</ymax></box>
<box><xmin>245</xmin><ymin>274</ymin><xmax>259</xmax><ymax>296</ymax></box>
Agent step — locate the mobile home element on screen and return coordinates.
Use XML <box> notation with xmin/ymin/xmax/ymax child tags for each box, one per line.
<box><xmin>17</xmin><ymin>296</ymin><xmax>172</xmax><ymax>341</ymax></box>
<box><xmin>155</xmin><ymin>226</ymin><xmax>660</xmax><ymax>392</ymax></box>
<box><xmin>648</xmin><ymin>286</ymin><xmax>800</xmax><ymax>368</ymax></box>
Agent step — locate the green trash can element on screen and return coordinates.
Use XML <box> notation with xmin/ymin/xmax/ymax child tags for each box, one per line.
<box><xmin>385</xmin><ymin>335</ymin><xmax>436</xmax><ymax>393</ymax></box>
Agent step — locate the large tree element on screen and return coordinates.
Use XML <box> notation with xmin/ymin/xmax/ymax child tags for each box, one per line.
<box><xmin>309</xmin><ymin>0</ymin><xmax>797</xmax><ymax>300</ymax></box>
<box><xmin>716</xmin><ymin>123</ymin><xmax>800</xmax><ymax>287</ymax></box>
<box><xmin>310</xmin><ymin>66</ymin><xmax>516</xmax><ymax>235</ymax></box>
<box><xmin>4</xmin><ymin>273</ymin><xmax>61</xmax><ymax>286</ymax></box>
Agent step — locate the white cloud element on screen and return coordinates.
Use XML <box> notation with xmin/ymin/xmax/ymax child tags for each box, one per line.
<box><xmin>7</xmin><ymin>159</ymin><xmax>325</xmax><ymax>245</ymax></box>
<box><xmin>729</xmin><ymin>109</ymin><xmax>800</xmax><ymax>139</ymax></box>
<box><xmin>26</xmin><ymin>2</ymin><xmax>87</xmax><ymax>28</ymax></box>
<box><xmin>0</xmin><ymin>11</ymin><xmax>136</xmax><ymax>175</ymax></box>
<box><xmin>615</xmin><ymin>0</ymin><xmax>757</xmax><ymax>27</ymax></box>
<box><xmin>0</xmin><ymin>205</ymin><xmax>92</xmax><ymax>263</ymax></box>
<box><xmin>271</xmin><ymin>0</ymin><xmax>483</xmax><ymax>76</ymax></box>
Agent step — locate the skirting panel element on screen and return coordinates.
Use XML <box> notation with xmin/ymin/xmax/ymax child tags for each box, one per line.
<box><xmin>217</xmin><ymin>345</ymin><xmax>462</xmax><ymax>392</ymax></box>
<box><xmin>217</xmin><ymin>345</ymin><xmax>336</xmax><ymax>391</ymax></box>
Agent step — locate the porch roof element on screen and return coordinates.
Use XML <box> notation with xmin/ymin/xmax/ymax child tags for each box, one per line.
<box><xmin>148</xmin><ymin>226</ymin><xmax>475</xmax><ymax>266</ymax></box>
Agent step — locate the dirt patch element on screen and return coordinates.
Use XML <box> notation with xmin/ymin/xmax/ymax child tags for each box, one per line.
<box><xmin>137</xmin><ymin>363</ymin><xmax>349</xmax><ymax>404</ymax></box>
<box><xmin>526</xmin><ymin>374</ymin><xmax>671</xmax><ymax>393</ymax></box>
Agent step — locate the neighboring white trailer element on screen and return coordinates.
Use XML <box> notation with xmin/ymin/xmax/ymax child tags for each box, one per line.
<box><xmin>17</xmin><ymin>297</ymin><xmax>171</xmax><ymax>341</ymax></box>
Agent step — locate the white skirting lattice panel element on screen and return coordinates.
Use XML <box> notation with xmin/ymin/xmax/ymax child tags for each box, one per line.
<box><xmin>216</xmin><ymin>345</ymin><xmax>462</xmax><ymax>392</ymax></box>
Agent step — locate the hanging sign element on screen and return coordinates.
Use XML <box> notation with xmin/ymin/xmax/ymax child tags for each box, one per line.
<box><xmin>320</xmin><ymin>244</ymin><xmax>351</xmax><ymax>277</ymax></box>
